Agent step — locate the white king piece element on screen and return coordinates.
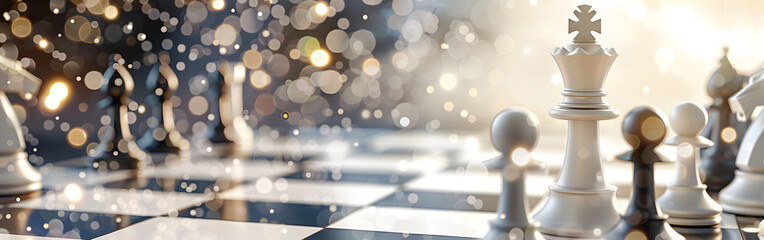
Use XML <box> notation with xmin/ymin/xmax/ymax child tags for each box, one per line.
<box><xmin>0</xmin><ymin>55</ymin><xmax>42</xmax><ymax>199</ymax></box>
<box><xmin>532</xmin><ymin>5</ymin><xmax>620</xmax><ymax>238</ymax></box>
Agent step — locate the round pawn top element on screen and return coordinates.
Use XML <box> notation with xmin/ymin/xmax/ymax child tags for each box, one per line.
<box><xmin>670</xmin><ymin>102</ymin><xmax>707</xmax><ymax>137</ymax></box>
<box><xmin>621</xmin><ymin>106</ymin><xmax>667</xmax><ymax>149</ymax></box>
<box><xmin>490</xmin><ymin>108</ymin><xmax>540</xmax><ymax>155</ymax></box>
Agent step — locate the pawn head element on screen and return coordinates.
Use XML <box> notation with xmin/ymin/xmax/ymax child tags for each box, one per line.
<box><xmin>490</xmin><ymin>108</ymin><xmax>539</xmax><ymax>155</ymax></box>
<box><xmin>621</xmin><ymin>106</ymin><xmax>667</xmax><ymax>149</ymax></box>
<box><xmin>670</xmin><ymin>102</ymin><xmax>707</xmax><ymax>137</ymax></box>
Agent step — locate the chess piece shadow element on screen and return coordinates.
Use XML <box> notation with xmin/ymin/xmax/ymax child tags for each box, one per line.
<box><xmin>137</xmin><ymin>62</ymin><xmax>189</xmax><ymax>163</ymax></box>
<box><xmin>700</xmin><ymin>48</ymin><xmax>745</xmax><ymax>192</ymax></box>
<box><xmin>719</xmin><ymin>68</ymin><xmax>764</xmax><ymax>216</ymax></box>
<box><xmin>657</xmin><ymin>102</ymin><xmax>722</xmax><ymax>227</ymax></box>
<box><xmin>602</xmin><ymin>106</ymin><xmax>684</xmax><ymax>240</ymax></box>
<box><xmin>90</xmin><ymin>55</ymin><xmax>149</xmax><ymax>171</ymax></box>
<box><xmin>483</xmin><ymin>108</ymin><xmax>545</xmax><ymax>240</ymax></box>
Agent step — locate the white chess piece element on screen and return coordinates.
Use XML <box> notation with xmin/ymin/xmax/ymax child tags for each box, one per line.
<box><xmin>532</xmin><ymin>5</ymin><xmax>620</xmax><ymax>238</ymax></box>
<box><xmin>657</xmin><ymin>102</ymin><xmax>722</xmax><ymax>226</ymax></box>
<box><xmin>214</xmin><ymin>62</ymin><xmax>254</xmax><ymax>157</ymax></box>
<box><xmin>719</xmin><ymin>69</ymin><xmax>764</xmax><ymax>216</ymax></box>
<box><xmin>0</xmin><ymin>56</ymin><xmax>42</xmax><ymax>197</ymax></box>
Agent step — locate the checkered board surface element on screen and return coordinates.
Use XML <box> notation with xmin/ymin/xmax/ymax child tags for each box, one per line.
<box><xmin>0</xmin><ymin>129</ymin><xmax>760</xmax><ymax>240</ymax></box>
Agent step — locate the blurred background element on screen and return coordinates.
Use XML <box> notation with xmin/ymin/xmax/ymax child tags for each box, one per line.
<box><xmin>0</xmin><ymin>0</ymin><xmax>762</xmax><ymax>162</ymax></box>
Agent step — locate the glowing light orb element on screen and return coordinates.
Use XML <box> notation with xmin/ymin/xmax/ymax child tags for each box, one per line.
<box><xmin>44</xmin><ymin>82</ymin><xmax>69</xmax><ymax>110</ymax></box>
<box><xmin>38</xmin><ymin>39</ymin><xmax>48</xmax><ymax>49</ymax></box>
<box><xmin>67</xmin><ymin>128</ymin><xmax>87</xmax><ymax>147</ymax></box>
<box><xmin>104</xmin><ymin>5</ymin><xmax>119</xmax><ymax>20</ymax></box>
<box><xmin>211</xmin><ymin>0</ymin><xmax>225</xmax><ymax>10</ymax></box>
<box><xmin>310</xmin><ymin>49</ymin><xmax>330</xmax><ymax>67</ymax></box>
<box><xmin>315</xmin><ymin>2</ymin><xmax>328</xmax><ymax>16</ymax></box>
<box><xmin>64</xmin><ymin>183</ymin><xmax>83</xmax><ymax>203</ymax></box>
<box><xmin>439</xmin><ymin>73</ymin><xmax>457</xmax><ymax>91</ymax></box>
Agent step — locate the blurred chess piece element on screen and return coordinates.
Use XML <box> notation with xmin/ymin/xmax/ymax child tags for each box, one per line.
<box><xmin>700</xmin><ymin>47</ymin><xmax>745</xmax><ymax>192</ymax></box>
<box><xmin>137</xmin><ymin>62</ymin><xmax>189</xmax><ymax>157</ymax></box>
<box><xmin>205</xmin><ymin>62</ymin><xmax>254</xmax><ymax>157</ymax></box>
<box><xmin>91</xmin><ymin>55</ymin><xmax>148</xmax><ymax>171</ymax></box>
<box><xmin>719</xmin><ymin>69</ymin><xmax>764</xmax><ymax>216</ymax></box>
<box><xmin>603</xmin><ymin>106</ymin><xmax>684</xmax><ymax>240</ymax></box>
<box><xmin>532</xmin><ymin>5</ymin><xmax>621</xmax><ymax>238</ymax></box>
<box><xmin>0</xmin><ymin>55</ymin><xmax>42</xmax><ymax>198</ymax></box>
<box><xmin>483</xmin><ymin>108</ymin><xmax>544</xmax><ymax>240</ymax></box>
<box><xmin>657</xmin><ymin>102</ymin><xmax>722</xmax><ymax>226</ymax></box>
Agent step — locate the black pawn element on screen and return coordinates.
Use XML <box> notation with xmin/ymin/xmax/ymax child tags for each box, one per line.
<box><xmin>138</xmin><ymin>63</ymin><xmax>188</xmax><ymax>153</ymax></box>
<box><xmin>91</xmin><ymin>56</ymin><xmax>147</xmax><ymax>170</ymax></box>
<box><xmin>700</xmin><ymin>48</ymin><xmax>744</xmax><ymax>192</ymax></box>
<box><xmin>603</xmin><ymin>106</ymin><xmax>684</xmax><ymax>240</ymax></box>
<box><xmin>206</xmin><ymin>71</ymin><xmax>232</xmax><ymax>144</ymax></box>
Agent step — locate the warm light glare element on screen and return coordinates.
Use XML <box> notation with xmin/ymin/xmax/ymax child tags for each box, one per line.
<box><xmin>44</xmin><ymin>82</ymin><xmax>69</xmax><ymax>110</ymax></box>
<box><xmin>38</xmin><ymin>39</ymin><xmax>48</xmax><ymax>48</ymax></box>
<box><xmin>315</xmin><ymin>2</ymin><xmax>328</xmax><ymax>16</ymax></box>
<box><xmin>211</xmin><ymin>0</ymin><xmax>225</xmax><ymax>10</ymax></box>
<box><xmin>104</xmin><ymin>5</ymin><xmax>119</xmax><ymax>20</ymax></box>
<box><xmin>310</xmin><ymin>49</ymin><xmax>330</xmax><ymax>67</ymax></box>
<box><xmin>64</xmin><ymin>183</ymin><xmax>83</xmax><ymax>203</ymax></box>
<box><xmin>67</xmin><ymin>128</ymin><xmax>88</xmax><ymax>147</ymax></box>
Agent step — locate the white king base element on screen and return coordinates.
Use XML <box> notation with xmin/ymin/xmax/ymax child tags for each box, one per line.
<box><xmin>0</xmin><ymin>152</ymin><xmax>41</xmax><ymax>196</ymax></box>
<box><xmin>534</xmin><ymin>185</ymin><xmax>619</xmax><ymax>237</ymax></box>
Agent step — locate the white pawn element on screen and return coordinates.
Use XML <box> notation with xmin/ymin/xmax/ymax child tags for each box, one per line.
<box><xmin>483</xmin><ymin>108</ymin><xmax>544</xmax><ymax>240</ymax></box>
<box><xmin>657</xmin><ymin>102</ymin><xmax>722</xmax><ymax>226</ymax></box>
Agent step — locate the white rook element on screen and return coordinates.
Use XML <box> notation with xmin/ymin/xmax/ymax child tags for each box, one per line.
<box><xmin>532</xmin><ymin>5</ymin><xmax>620</xmax><ymax>238</ymax></box>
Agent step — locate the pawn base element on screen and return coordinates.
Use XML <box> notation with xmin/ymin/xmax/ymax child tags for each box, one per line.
<box><xmin>207</xmin><ymin>142</ymin><xmax>254</xmax><ymax>159</ymax></box>
<box><xmin>533</xmin><ymin>185</ymin><xmax>619</xmax><ymax>238</ymax></box>
<box><xmin>657</xmin><ymin>185</ymin><xmax>722</xmax><ymax>226</ymax></box>
<box><xmin>91</xmin><ymin>152</ymin><xmax>144</xmax><ymax>170</ymax></box>
<box><xmin>484</xmin><ymin>219</ymin><xmax>544</xmax><ymax>240</ymax></box>
<box><xmin>719</xmin><ymin>170</ymin><xmax>764</xmax><ymax>216</ymax></box>
<box><xmin>603</xmin><ymin>217</ymin><xmax>684</xmax><ymax>240</ymax></box>
<box><xmin>0</xmin><ymin>152</ymin><xmax>42</xmax><ymax>197</ymax></box>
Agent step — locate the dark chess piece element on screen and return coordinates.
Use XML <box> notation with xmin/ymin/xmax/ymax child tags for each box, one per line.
<box><xmin>205</xmin><ymin>70</ymin><xmax>233</xmax><ymax>145</ymax></box>
<box><xmin>700</xmin><ymin>48</ymin><xmax>745</xmax><ymax>192</ymax></box>
<box><xmin>90</xmin><ymin>55</ymin><xmax>148</xmax><ymax>170</ymax></box>
<box><xmin>603</xmin><ymin>106</ymin><xmax>685</xmax><ymax>240</ymax></box>
<box><xmin>137</xmin><ymin>63</ymin><xmax>189</xmax><ymax>154</ymax></box>
<box><xmin>483</xmin><ymin>109</ymin><xmax>544</xmax><ymax>240</ymax></box>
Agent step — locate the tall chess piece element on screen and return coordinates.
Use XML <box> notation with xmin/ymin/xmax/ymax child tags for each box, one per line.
<box><xmin>719</xmin><ymin>71</ymin><xmax>764</xmax><ymax>216</ymax></box>
<box><xmin>532</xmin><ymin>5</ymin><xmax>621</xmax><ymax>238</ymax></box>
<box><xmin>206</xmin><ymin>62</ymin><xmax>254</xmax><ymax>157</ymax></box>
<box><xmin>657</xmin><ymin>102</ymin><xmax>722</xmax><ymax>226</ymax></box>
<box><xmin>0</xmin><ymin>56</ymin><xmax>42</xmax><ymax>198</ymax></box>
<box><xmin>137</xmin><ymin>63</ymin><xmax>189</xmax><ymax>155</ymax></box>
<box><xmin>483</xmin><ymin>109</ymin><xmax>544</xmax><ymax>240</ymax></box>
<box><xmin>603</xmin><ymin>106</ymin><xmax>684</xmax><ymax>240</ymax></box>
<box><xmin>91</xmin><ymin>55</ymin><xmax>148</xmax><ymax>170</ymax></box>
<box><xmin>699</xmin><ymin>48</ymin><xmax>745</xmax><ymax>192</ymax></box>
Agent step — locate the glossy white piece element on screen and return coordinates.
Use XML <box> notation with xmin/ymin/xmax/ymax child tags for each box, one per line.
<box><xmin>10</xmin><ymin>187</ymin><xmax>209</xmax><ymax>216</ymax></box>
<box><xmin>658</xmin><ymin>102</ymin><xmax>722</xmax><ymax>226</ymax></box>
<box><xmin>328</xmin><ymin>206</ymin><xmax>494</xmax><ymax>238</ymax></box>
<box><xmin>214</xmin><ymin>62</ymin><xmax>254</xmax><ymax>156</ymax></box>
<box><xmin>0</xmin><ymin>56</ymin><xmax>41</xmax><ymax>196</ymax></box>
<box><xmin>532</xmin><ymin>6</ymin><xmax>620</xmax><ymax>238</ymax></box>
<box><xmin>94</xmin><ymin>217</ymin><xmax>322</xmax><ymax>240</ymax></box>
<box><xmin>220</xmin><ymin>180</ymin><xmax>397</xmax><ymax>207</ymax></box>
<box><xmin>720</xmin><ymin>74</ymin><xmax>764</xmax><ymax>216</ymax></box>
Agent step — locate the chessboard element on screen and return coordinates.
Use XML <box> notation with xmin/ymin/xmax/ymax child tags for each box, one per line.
<box><xmin>0</xmin><ymin>128</ymin><xmax>759</xmax><ymax>240</ymax></box>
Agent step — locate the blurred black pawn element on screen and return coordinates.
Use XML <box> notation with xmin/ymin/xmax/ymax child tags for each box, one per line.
<box><xmin>137</xmin><ymin>63</ymin><xmax>189</xmax><ymax>154</ymax></box>
<box><xmin>205</xmin><ymin>70</ymin><xmax>232</xmax><ymax>145</ymax></box>
<box><xmin>603</xmin><ymin>106</ymin><xmax>684</xmax><ymax>240</ymax></box>
<box><xmin>90</xmin><ymin>55</ymin><xmax>148</xmax><ymax>171</ymax></box>
<box><xmin>483</xmin><ymin>108</ymin><xmax>544</xmax><ymax>240</ymax></box>
<box><xmin>700</xmin><ymin>47</ymin><xmax>745</xmax><ymax>192</ymax></box>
